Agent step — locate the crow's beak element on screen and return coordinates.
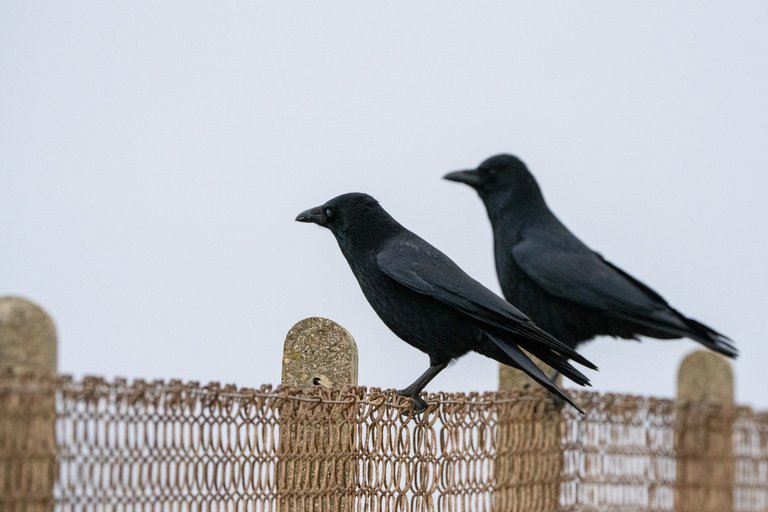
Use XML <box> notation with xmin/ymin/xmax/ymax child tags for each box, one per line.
<box><xmin>443</xmin><ymin>169</ymin><xmax>484</xmax><ymax>187</ymax></box>
<box><xmin>295</xmin><ymin>205</ymin><xmax>325</xmax><ymax>225</ymax></box>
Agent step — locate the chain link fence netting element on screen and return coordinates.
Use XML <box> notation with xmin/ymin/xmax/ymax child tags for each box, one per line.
<box><xmin>1</xmin><ymin>375</ymin><xmax>766</xmax><ymax>511</ymax></box>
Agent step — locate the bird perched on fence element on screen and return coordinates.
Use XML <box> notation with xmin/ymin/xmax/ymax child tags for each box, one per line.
<box><xmin>296</xmin><ymin>192</ymin><xmax>597</xmax><ymax>413</ymax></box>
<box><xmin>444</xmin><ymin>154</ymin><xmax>737</xmax><ymax>366</ymax></box>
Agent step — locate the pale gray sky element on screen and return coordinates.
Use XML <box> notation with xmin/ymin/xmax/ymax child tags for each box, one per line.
<box><xmin>2</xmin><ymin>2</ymin><xmax>766</xmax><ymax>407</ymax></box>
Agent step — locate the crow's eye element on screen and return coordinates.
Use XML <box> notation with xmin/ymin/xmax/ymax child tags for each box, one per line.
<box><xmin>324</xmin><ymin>207</ymin><xmax>334</xmax><ymax>218</ymax></box>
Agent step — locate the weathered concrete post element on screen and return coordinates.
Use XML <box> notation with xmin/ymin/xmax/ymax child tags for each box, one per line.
<box><xmin>0</xmin><ymin>297</ymin><xmax>57</xmax><ymax>375</ymax></box>
<box><xmin>281</xmin><ymin>317</ymin><xmax>358</xmax><ymax>389</ymax></box>
<box><xmin>675</xmin><ymin>350</ymin><xmax>735</xmax><ymax>512</ymax></box>
<box><xmin>0</xmin><ymin>297</ymin><xmax>58</xmax><ymax>511</ymax></box>
<box><xmin>496</xmin><ymin>361</ymin><xmax>565</xmax><ymax>511</ymax></box>
<box><xmin>278</xmin><ymin>317</ymin><xmax>359</xmax><ymax>512</ymax></box>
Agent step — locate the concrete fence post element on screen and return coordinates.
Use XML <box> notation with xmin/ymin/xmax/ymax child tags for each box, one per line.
<box><xmin>278</xmin><ymin>317</ymin><xmax>359</xmax><ymax>511</ymax></box>
<box><xmin>0</xmin><ymin>297</ymin><xmax>57</xmax><ymax>375</ymax></box>
<box><xmin>496</xmin><ymin>361</ymin><xmax>564</xmax><ymax>511</ymax></box>
<box><xmin>281</xmin><ymin>317</ymin><xmax>358</xmax><ymax>388</ymax></box>
<box><xmin>675</xmin><ymin>350</ymin><xmax>735</xmax><ymax>512</ymax></box>
<box><xmin>0</xmin><ymin>297</ymin><xmax>58</xmax><ymax>511</ymax></box>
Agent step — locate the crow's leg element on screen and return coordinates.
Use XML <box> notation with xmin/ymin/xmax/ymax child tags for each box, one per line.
<box><xmin>547</xmin><ymin>369</ymin><xmax>566</xmax><ymax>409</ymax></box>
<box><xmin>397</xmin><ymin>362</ymin><xmax>449</xmax><ymax>413</ymax></box>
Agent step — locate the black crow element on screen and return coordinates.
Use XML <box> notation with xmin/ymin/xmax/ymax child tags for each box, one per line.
<box><xmin>445</xmin><ymin>154</ymin><xmax>737</xmax><ymax>362</ymax></box>
<box><xmin>296</xmin><ymin>192</ymin><xmax>597</xmax><ymax>413</ymax></box>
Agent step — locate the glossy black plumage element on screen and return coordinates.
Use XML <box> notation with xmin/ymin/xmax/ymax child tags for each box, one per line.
<box><xmin>445</xmin><ymin>154</ymin><xmax>737</xmax><ymax>358</ymax></box>
<box><xmin>296</xmin><ymin>192</ymin><xmax>597</xmax><ymax>412</ymax></box>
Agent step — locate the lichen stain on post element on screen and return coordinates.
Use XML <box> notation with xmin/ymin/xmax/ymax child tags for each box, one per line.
<box><xmin>281</xmin><ymin>317</ymin><xmax>358</xmax><ymax>388</ymax></box>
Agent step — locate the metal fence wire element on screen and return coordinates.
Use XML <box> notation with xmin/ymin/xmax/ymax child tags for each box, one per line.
<box><xmin>1</xmin><ymin>374</ymin><xmax>766</xmax><ymax>512</ymax></box>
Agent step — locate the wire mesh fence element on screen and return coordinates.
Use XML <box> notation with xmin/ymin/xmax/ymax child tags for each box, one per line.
<box><xmin>1</xmin><ymin>374</ymin><xmax>766</xmax><ymax>512</ymax></box>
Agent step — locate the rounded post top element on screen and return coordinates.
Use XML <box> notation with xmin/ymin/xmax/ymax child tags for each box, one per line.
<box><xmin>677</xmin><ymin>350</ymin><xmax>734</xmax><ymax>404</ymax></box>
<box><xmin>281</xmin><ymin>317</ymin><xmax>358</xmax><ymax>388</ymax></box>
<box><xmin>0</xmin><ymin>296</ymin><xmax>58</xmax><ymax>375</ymax></box>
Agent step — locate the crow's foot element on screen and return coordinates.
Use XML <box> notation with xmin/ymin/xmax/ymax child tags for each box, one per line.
<box><xmin>396</xmin><ymin>389</ymin><xmax>429</xmax><ymax>414</ymax></box>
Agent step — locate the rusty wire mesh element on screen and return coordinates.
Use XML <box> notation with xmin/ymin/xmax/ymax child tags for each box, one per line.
<box><xmin>1</xmin><ymin>374</ymin><xmax>766</xmax><ymax>512</ymax></box>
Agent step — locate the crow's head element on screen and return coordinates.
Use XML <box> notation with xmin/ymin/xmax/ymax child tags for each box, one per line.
<box><xmin>444</xmin><ymin>154</ymin><xmax>543</xmax><ymax>206</ymax></box>
<box><xmin>296</xmin><ymin>192</ymin><xmax>395</xmax><ymax>241</ymax></box>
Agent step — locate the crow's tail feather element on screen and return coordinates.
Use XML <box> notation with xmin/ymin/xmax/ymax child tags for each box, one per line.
<box><xmin>508</xmin><ymin>320</ymin><xmax>598</xmax><ymax>371</ymax></box>
<box><xmin>520</xmin><ymin>342</ymin><xmax>592</xmax><ymax>387</ymax></box>
<box><xmin>683</xmin><ymin>317</ymin><xmax>738</xmax><ymax>358</ymax></box>
<box><xmin>483</xmin><ymin>330</ymin><xmax>586</xmax><ymax>414</ymax></box>
<box><xmin>504</xmin><ymin>325</ymin><xmax>595</xmax><ymax>387</ymax></box>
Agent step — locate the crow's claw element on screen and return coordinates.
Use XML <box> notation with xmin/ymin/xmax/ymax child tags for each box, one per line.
<box><xmin>397</xmin><ymin>390</ymin><xmax>429</xmax><ymax>415</ymax></box>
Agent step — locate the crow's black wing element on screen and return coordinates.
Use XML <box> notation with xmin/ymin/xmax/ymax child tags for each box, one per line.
<box><xmin>377</xmin><ymin>235</ymin><xmax>596</xmax><ymax>370</ymax></box>
<box><xmin>512</xmin><ymin>238</ymin><xmax>673</xmax><ymax>320</ymax></box>
<box><xmin>600</xmin><ymin>255</ymin><xmax>736</xmax><ymax>356</ymax></box>
<box><xmin>511</xmin><ymin>237</ymin><xmax>736</xmax><ymax>356</ymax></box>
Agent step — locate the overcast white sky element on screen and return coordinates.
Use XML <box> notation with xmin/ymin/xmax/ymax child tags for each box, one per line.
<box><xmin>2</xmin><ymin>2</ymin><xmax>766</xmax><ymax>408</ymax></box>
